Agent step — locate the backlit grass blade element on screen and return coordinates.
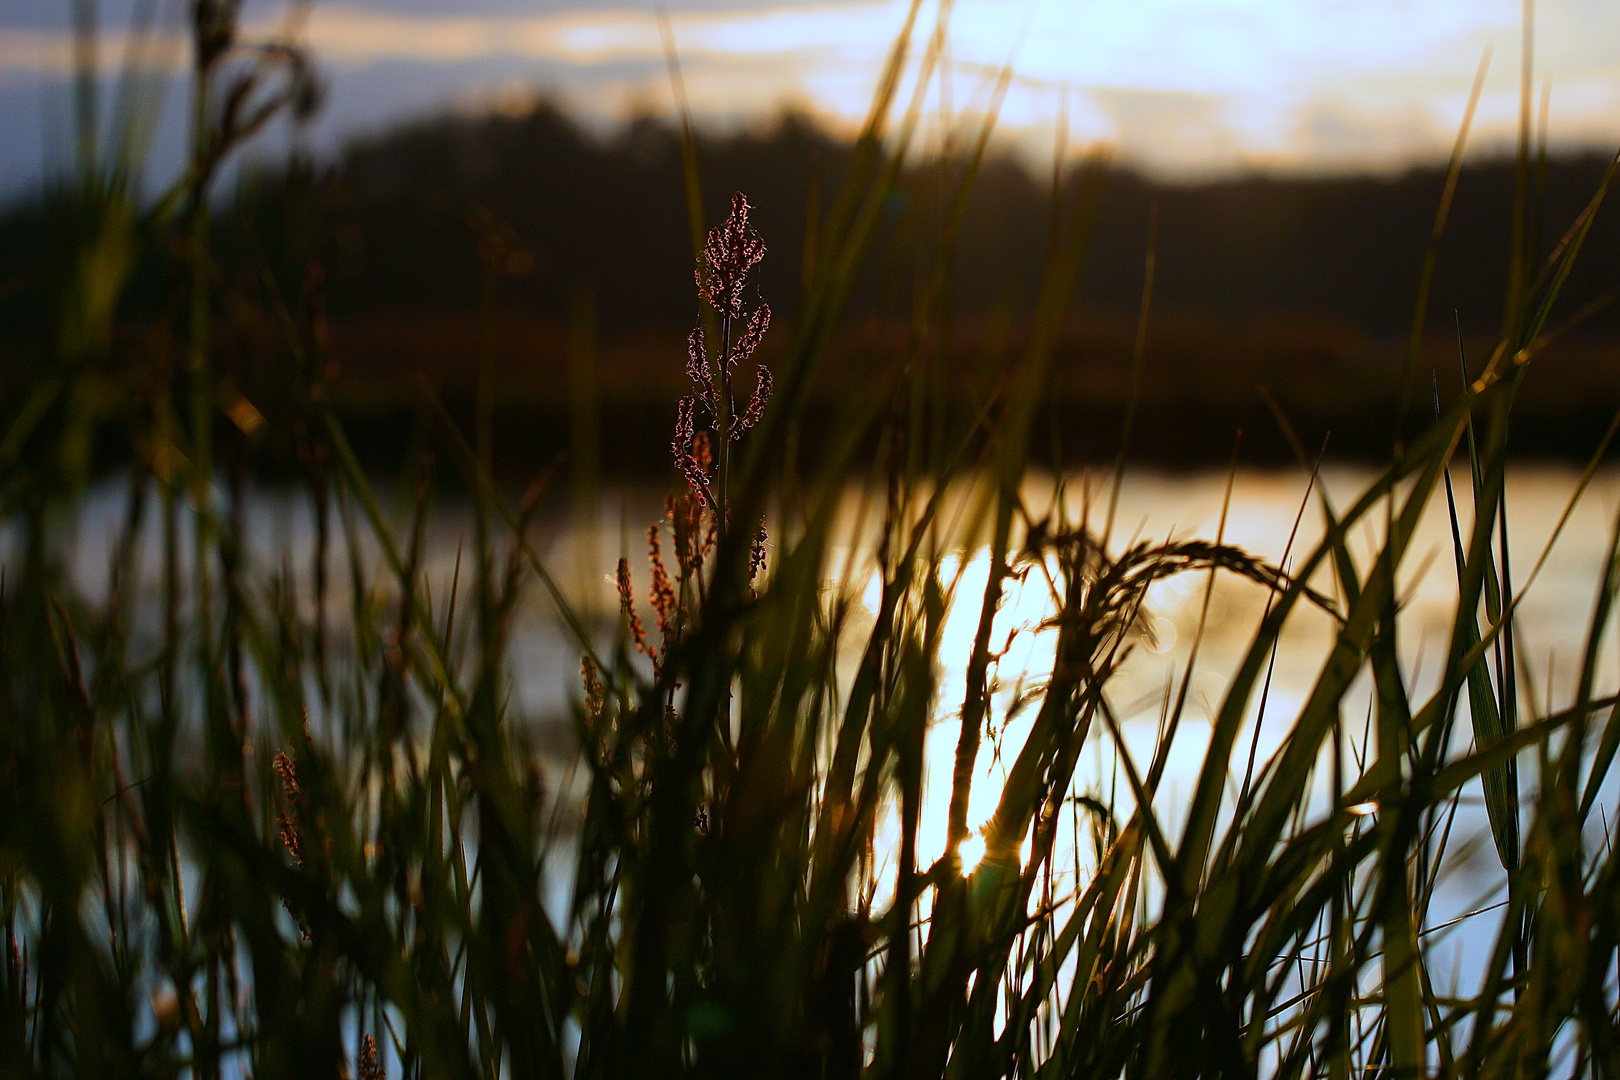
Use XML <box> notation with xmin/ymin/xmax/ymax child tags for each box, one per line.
<box><xmin>1442</xmin><ymin>456</ymin><xmax>1520</xmax><ymax>871</ymax></box>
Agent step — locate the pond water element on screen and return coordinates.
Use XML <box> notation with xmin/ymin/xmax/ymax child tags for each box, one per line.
<box><xmin>40</xmin><ymin>462</ymin><xmax>1620</xmax><ymax>1010</ymax></box>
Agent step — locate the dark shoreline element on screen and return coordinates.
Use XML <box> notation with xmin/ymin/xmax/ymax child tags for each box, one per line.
<box><xmin>314</xmin><ymin>397</ymin><xmax>1620</xmax><ymax>482</ymax></box>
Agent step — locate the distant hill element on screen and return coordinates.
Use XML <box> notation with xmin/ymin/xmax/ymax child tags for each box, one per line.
<box><xmin>216</xmin><ymin>103</ymin><xmax>1620</xmax><ymax>335</ymax></box>
<box><xmin>3</xmin><ymin>102</ymin><xmax>1618</xmax><ymax>467</ymax></box>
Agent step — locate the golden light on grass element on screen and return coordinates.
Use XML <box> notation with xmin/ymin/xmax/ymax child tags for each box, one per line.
<box><xmin>957</xmin><ymin>833</ymin><xmax>987</xmax><ymax>875</ymax></box>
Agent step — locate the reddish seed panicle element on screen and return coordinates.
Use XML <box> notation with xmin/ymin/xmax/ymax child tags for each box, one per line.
<box><xmin>665</xmin><ymin>495</ymin><xmax>690</xmax><ymax>574</ymax></box>
<box><xmin>645</xmin><ymin>193</ymin><xmax>771</xmax><ymax>674</ymax></box>
<box><xmin>686</xmin><ymin>326</ymin><xmax>713</xmax><ymax>407</ymax></box>
<box><xmin>702</xmin><ymin>508</ymin><xmax>718</xmax><ymax>561</ymax></box>
<box><xmin>675</xmin><ymin>192</ymin><xmax>771</xmax><ymax>516</ymax></box>
<box><xmin>692</xmin><ymin>431</ymin><xmax>713</xmax><ymax>475</ymax></box>
<box><xmin>649</xmin><ymin>524</ymin><xmax>678</xmax><ymax>642</ymax></box>
<box><xmin>276</xmin><ymin>812</ymin><xmax>300</xmax><ymax>865</ymax></box>
<box><xmin>273</xmin><ymin>752</ymin><xmax>302</xmax><ymax>865</ymax></box>
<box><xmin>735</xmin><ymin>365</ymin><xmax>773</xmax><ymax>440</ymax></box>
<box><xmin>672</xmin><ymin>395</ymin><xmax>695</xmax><ymax>463</ymax></box>
<box><xmin>272</xmin><ymin>750</ymin><xmax>312</xmax><ymax>939</ymax></box>
<box><xmin>696</xmin><ymin>192</ymin><xmax>767</xmax><ymax>319</ymax></box>
<box><xmin>730</xmin><ymin>304</ymin><xmax>770</xmax><ymax>370</ymax></box>
<box><xmin>673</xmin><ymin>399</ymin><xmax>717</xmax><ymax>508</ymax></box>
<box><xmin>580</xmin><ymin>655</ymin><xmax>604</xmax><ymax>727</ymax></box>
<box><xmin>358</xmin><ymin>1033</ymin><xmax>384</xmax><ymax>1080</ymax></box>
<box><xmin>617</xmin><ymin>557</ymin><xmax>650</xmax><ymax>658</ymax></box>
<box><xmin>667</xmin><ymin>493</ymin><xmax>704</xmax><ymax>578</ymax></box>
<box><xmin>749</xmin><ymin>517</ymin><xmax>768</xmax><ymax>583</ymax></box>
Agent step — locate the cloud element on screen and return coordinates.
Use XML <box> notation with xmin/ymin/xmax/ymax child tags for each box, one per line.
<box><xmin>0</xmin><ymin>2</ymin><xmax>904</xmax><ymax>75</ymax></box>
<box><xmin>1</xmin><ymin>0</ymin><xmax>1617</xmax><ymax>173</ymax></box>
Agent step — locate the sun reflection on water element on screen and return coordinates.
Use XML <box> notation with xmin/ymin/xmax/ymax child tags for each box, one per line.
<box><xmin>830</xmin><ymin>465</ymin><xmax>1620</xmax><ymax>946</ymax></box>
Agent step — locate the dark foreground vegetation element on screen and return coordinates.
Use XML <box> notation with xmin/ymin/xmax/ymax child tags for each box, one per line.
<box><xmin>6</xmin><ymin>3</ymin><xmax>1620</xmax><ymax>1078</ymax></box>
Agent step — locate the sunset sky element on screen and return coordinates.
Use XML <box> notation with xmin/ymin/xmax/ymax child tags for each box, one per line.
<box><xmin>2</xmin><ymin>0</ymin><xmax>1619</xmax><ymax>196</ymax></box>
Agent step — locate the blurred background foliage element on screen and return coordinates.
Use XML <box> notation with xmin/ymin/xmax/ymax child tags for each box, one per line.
<box><xmin>6</xmin><ymin>94</ymin><xmax>1620</xmax><ymax>474</ymax></box>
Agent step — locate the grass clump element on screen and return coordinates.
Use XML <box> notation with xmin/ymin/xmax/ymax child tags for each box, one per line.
<box><xmin>5</xmin><ymin>3</ymin><xmax>1620</xmax><ymax>1078</ymax></box>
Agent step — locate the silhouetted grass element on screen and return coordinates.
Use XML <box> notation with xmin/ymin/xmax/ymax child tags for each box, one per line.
<box><xmin>4</xmin><ymin>4</ymin><xmax>1620</xmax><ymax>1079</ymax></box>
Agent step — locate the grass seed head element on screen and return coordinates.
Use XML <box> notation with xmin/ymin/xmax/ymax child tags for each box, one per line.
<box><xmin>696</xmin><ymin>192</ymin><xmax>767</xmax><ymax>319</ymax></box>
<box><xmin>734</xmin><ymin>364</ymin><xmax>773</xmax><ymax>441</ymax></box>
<box><xmin>617</xmin><ymin>557</ymin><xmax>650</xmax><ymax>659</ymax></box>
<box><xmin>749</xmin><ymin>517</ymin><xmax>768</xmax><ymax>584</ymax></box>
<box><xmin>358</xmin><ymin>1033</ymin><xmax>383</xmax><ymax>1080</ymax></box>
